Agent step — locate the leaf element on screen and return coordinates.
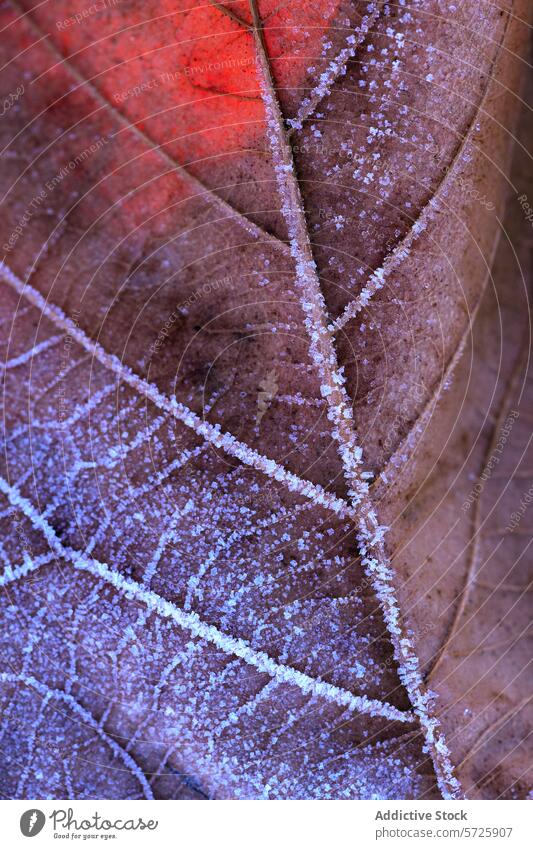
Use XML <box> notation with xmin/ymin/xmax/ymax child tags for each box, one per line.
<box><xmin>377</xmin><ymin>80</ymin><xmax>533</xmax><ymax>799</ymax></box>
<box><xmin>0</xmin><ymin>0</ymin><xmax>531</xmax><ymax>800</ymax></box>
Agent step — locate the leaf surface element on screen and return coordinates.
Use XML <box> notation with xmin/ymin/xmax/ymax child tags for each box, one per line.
<box><xmin>0</xmin><ymin>0</ymin><xmax>531</xmax><ymax>799</ymax></box>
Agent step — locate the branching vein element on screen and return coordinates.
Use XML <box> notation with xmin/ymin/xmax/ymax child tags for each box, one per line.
<box><xmin>248</xmin><ymin>0</ymin><xmax>461</xmax><ymax>800</ymax></box>
<box><xmin>0</xmin><ymin>261</ymin><xmax>352</xmax><ymax>521</ymax></box>
<box><xmin>0</xmin><ymin>474</ymin><xmax>414</xmax><ymax>725</ymax></box>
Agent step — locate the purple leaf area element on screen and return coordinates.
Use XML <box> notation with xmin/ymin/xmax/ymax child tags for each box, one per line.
<box><xmin>0</xmin><ymin>0</ymin><xmax>531</xmax><ymax>800</ymax></box>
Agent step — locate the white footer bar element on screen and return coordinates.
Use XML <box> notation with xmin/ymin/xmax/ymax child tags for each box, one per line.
<box><xmin>2</xmin><ymin>799</ymin><xmax>530</xmax><ymax>848</ymax></box>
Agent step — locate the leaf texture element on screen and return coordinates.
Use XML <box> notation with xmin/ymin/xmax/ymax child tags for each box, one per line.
<box><xmin>0</xmin><ymin>0</ymin><xmax>531</xmax><ymax>800</ymax></box>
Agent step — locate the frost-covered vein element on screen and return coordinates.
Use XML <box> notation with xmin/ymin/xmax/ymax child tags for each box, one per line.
<box><xmin>143</xmin><ymin>501</ymin><xmax>194</xmax><ymax>588</ymax></box>
<box><xmin>101</xmin><ymin>609</ymin><xmax>156</xmax><ymax>733</ymax></box>
<box><xmin>287</xmin><ymin>1</ymin><xmax>384</xmax><ymax>133</ymax></box>
<box><xmin>210</xmin><ymin>679</ymin><xmax>279</xmax><ymax>753</ymax></box>
<box><xmin>184</xmin><ymin>497</ymin><xmax>311</xmax><ymax>610</ymax></box>
<box><xmin>66</xmin><ymin>585</ymin><xmax>102</xmax><ymax>695</ymax></box>
<box><xmin>125</xmin><ymin>645</ymin><xmax>203</xmax><ymax>754</ymax></box>
<box><xmin>248</xmin><ymin>0</ymin><xmax>372</xmax><ymax>505</ymax></box>
<box><xmin>0</xmin><ymin>615</ymin><xmax>45</xmax><ymax>749</ymax></box>
<box><xmin>9</xmin><ymin>0</ymin><xmax>288</xmax><ymax>256</ymax></box>
<box><xmin>0</xmin><ymin>672</ymin><xmax>154</xmax><ymax>799</ymax></box>
<box><xmin>249</xmin><ymin>0</ymin><xmax>461</xmax><ymax>799</ymax></box>
<box><xmin>0</xmin><ymin>334</ymin><xmax>62</xmax><ymax>371</ymax></box>
<box><xmin>31</xmin><ymin>383</ymin><xmax>117</xmax><ymax>434</ymax></box>
<box><xmin>79</xmin><ymin>446</ymin><xmax>206</xmax><ymax>564</ymax></box>
<box><xmin>4</xmin><ymin>355</ymin><xmax>90</xmax><ymax>446</ymax></box>
<box><xmin>0</xmin><ymin>474</ymin><xmax>414</xmax><ymax>724</ymax></box>
<box><xmin>210</xmin><ymin>0</ymin><xmax>383</xmax><ymax>136</ymax></box>
<box><xmin>0</xmin><ymin>304</ymin><xmax>30</xmax><ymax>327</ymax></box>
<box><xmin>0</xmin><ymin>551</ymin><xmax>54</xmax><ymax>588</ymax></box>
<box><xmin>42</xmin><ymin>423</ymin><xmax>196</xmax><ymax>526</ymax></box>
<box><xmin>276</xmin><ymin>393</ymin><xmax>325</xmax><ymax>409</ymax></box>
<box><xmin>331</xmin><ymin>207</ymin><xmax>432</xmax><ymax>332</ymax></box>
<box><xmin>0</xmin><ymin>262</ymin><xmax>352</xmax><ymax>520</ymax></box>
<box><xmin>15</xmin><ymin>687</ymin><xmax>52</xmax><ymax>797</ymax></box>
<box><xmin>99</xmin><ymin>411</ymin><xmax>168</xmax><ymax>467</ymax></box>
<box><xmin>332</xmin><ymin>8</ymin><xmax>512</xmax><ymax>335</ymax></box>
<box><xmin>319</xmin><ymin>725</ymin><xmax>420</xmax><ymax>771</ymax></box>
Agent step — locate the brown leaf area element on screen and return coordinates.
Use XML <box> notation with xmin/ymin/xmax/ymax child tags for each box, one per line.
<box><xmin>379</xmin><ymin>82</ymin><xmax>533</xmax><ymax>799</ymax></box>
<box><xmin>0</xmin><ymin>0</ymin><xmax>531</xmax><ymax>800</ymax></box>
